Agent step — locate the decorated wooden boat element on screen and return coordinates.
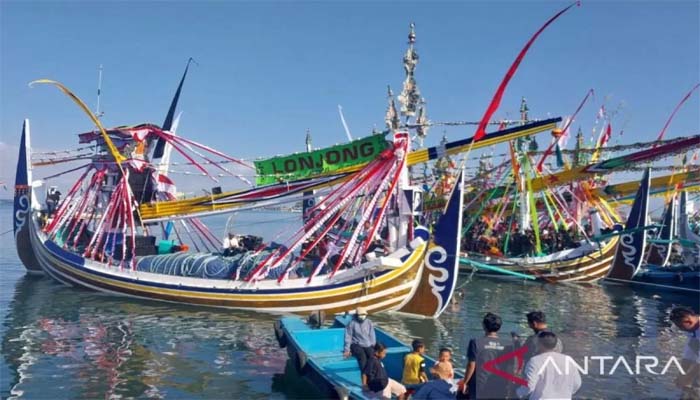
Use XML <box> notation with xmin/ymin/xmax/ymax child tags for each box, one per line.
<box><xmin>605</xmin><ymin>170</ymin><xmax>699</xmax><ymax>293</ymax></box>
<box><xmin>606</xmin><ymin>168</ymin><xmax>651</xmax><ymax>281</ymax></box>
<box><xmin>14</xmin><ymin>118</ymin><xmax>465</xmax><ymax>317</ymax></box>
<box><xmin>461</xmin><ymin>237</ymin><xmax>619</xmax><ymax>283</ymax></box>
<box><xmin>461</xmin><ymin>168</ymin><xmax>652</xmax><ymax>283</ymax></box>
<box><xmin>275</xmin><ymin>314</ymin><xmax>463</xmax><ymax>399</ymax></box>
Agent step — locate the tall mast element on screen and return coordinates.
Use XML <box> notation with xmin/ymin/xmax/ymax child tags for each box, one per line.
<box><xmin>95</xmin><ymin>64</ymin><xmax>104</xmax><ymax>118</ymax></box>
<box><xmin>520</xmin><ymin>96</ymin><xmax>529</xmax><ymax>124</ymax></box>
<box><xmin>305</xmin><ymin>129</ymin><xmax>312</xmax><ymax>152</ymax></box>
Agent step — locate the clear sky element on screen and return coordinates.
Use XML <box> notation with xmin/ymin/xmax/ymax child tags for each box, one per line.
<box><xmin>0</xmin><ymin>0</ymin><xmax>698</xmax><ymax>198</ymax></box>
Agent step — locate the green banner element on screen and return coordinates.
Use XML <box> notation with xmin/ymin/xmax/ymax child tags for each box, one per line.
<box><xmin>254</xmin><ymin>134</ymin><xmax>389</xmax><ymax>185</ymax></box>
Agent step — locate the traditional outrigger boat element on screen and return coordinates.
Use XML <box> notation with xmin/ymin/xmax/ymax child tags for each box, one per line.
<box><xmin>14</xmin><ymin>113</ymin><xmax>468</xmax><ymax>317</ymax></box>
<box><xmin>457</xmin><ymin>100</ymin><xmax>700</xmax><ymax>283</ymax></box>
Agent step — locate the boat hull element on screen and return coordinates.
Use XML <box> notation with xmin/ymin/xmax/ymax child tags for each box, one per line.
<box><xmin>14</xmin><ymin>119</ymin><xmax>463</xmax><ymax>318</ymax></box>
<box><xmin>28</xmin><ymin>215</ymin><xmax>426</xmax><ymax>314</ymax></box>
<box><xmin>460</xmin><ymin>237</ymin><xmax>619</xmax><ymax>283</ymax></box>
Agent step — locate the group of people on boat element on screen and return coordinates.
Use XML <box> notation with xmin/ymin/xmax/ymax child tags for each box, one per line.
<box><xmin>462</xmin><ymin>220</ymin><xmax>581</xmax><ymax>258</ymax></box>
<box><xmin>343</xmin><ymin>307</ymin><xmax>457</xmax><ymax>400</ymax></box>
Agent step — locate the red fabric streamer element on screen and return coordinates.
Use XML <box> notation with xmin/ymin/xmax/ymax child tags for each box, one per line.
<box><xmin>599</xmin><ymin>123</ymin><xmax>612</xmax><ymax>148</ymax></box>
<box><xmin>473</xmin><ymin>1</ymin><xmax>579</xmax><ymax>141</ymax></box>
<box><xmin>536</xmin><ymin>88</ymin><xmax>594</xmax><ymax>172</ymax></box>
<box><xmin>654</xmin><ymin>83</ymin><xmax>700</xmax><ymax>145</ymax></box>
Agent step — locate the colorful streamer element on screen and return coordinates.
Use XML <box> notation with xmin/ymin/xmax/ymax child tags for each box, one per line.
<box><xmin>472</xmin><ymin>2</ymin><xmax>579</xmax><ymax>141</ymax></box>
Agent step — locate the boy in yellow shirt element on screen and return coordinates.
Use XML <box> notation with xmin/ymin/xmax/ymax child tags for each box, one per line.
<box><xmin>402</xmin><ymin>339</ymin><xmax>428</xmax><ymax>385</ymax></box>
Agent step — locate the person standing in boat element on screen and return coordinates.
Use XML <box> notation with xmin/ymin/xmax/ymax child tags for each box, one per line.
<box><xmin>343</xmin><ymin>307</ymin><xmax>376</xmax><ymax>371</ymax></box>
<box><xmin>670</xmin><ymin>306</ymin><xmax>700</xmax><ymax>398</ymax></box>
<box><xmin>402</xmin><ymin>339</ymin><xmax>428</xmax><ymax>386</ymax></box>
<box><xmin>45</xmin><ymin>187</ymin><xmax>61</xmax><ymax>216</ymax></box>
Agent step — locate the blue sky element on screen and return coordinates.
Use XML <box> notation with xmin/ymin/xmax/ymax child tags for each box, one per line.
<box><xmin>0</xmin><ymin>1</ymin><xmax>698</xmax><ymax>198</ymax></box>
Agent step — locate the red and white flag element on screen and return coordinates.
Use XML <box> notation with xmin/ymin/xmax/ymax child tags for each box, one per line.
<box><xmin>157</xmin><ymin>174</ymin><xmax>177</xmax><ymax>198</ymax></box>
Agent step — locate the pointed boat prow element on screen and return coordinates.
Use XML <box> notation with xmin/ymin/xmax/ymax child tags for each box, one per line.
<box><xmin>606</xmin><ymin>168</ymin><xmax>651</xmax><ymax>281</ymax></box>
<box><xmin>398</xmin><ymin>170</ymin><xmax>464</xmax><ymax>318</ymax></box>
<box><xmin>14</xmin><ymin>119</ymin><xmax>44</xmax><ymax>274</ymax></box>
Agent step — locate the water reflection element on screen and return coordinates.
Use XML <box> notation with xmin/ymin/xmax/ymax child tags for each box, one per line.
<box><xmin>1</xmin><ymin>275</ymin><xmax>286</xmax><ymax>399</ymax></box>
<box><xmin>0</xmin><ymin>269</ymin><xmax>695</xmax><ymax>398</ymax></box>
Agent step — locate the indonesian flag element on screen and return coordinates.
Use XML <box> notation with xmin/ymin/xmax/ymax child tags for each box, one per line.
<box><xmin>157</xmin><ymin>174</ymin><xmax>177</xmax><ymax>198</ymax></box>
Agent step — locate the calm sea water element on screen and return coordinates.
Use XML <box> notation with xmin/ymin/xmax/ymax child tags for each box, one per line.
<box><xmin>0</xmin><ymin>201</ymin><xmax>696</xmax><ymax>399</ymax></box>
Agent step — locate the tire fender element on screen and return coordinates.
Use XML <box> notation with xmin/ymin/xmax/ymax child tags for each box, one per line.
<box><xmin>273</xmin><ymin>320</ymin><xmax>287</xmax><ymax>348</ymax></box>
<box><xmin>294</xmin><ymin>350</ymin><xmax>308</xmax><ymax>375</ymax></box>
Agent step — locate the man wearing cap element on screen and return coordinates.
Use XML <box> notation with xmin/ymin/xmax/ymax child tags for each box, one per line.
<box><xmin>343</xmin><ymin>306</ymin><xmax>376</xmax><ymax>371</ymax></box>
<box><xmin>412</xmin><ymin>361</ymin><xmax>456</xmax><ymax>399</ymax></box>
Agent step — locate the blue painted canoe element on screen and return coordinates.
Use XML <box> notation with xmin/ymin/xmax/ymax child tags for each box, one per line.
<box><xmin>275</xmin><ymin>315</ymin><xmax>462</xmax><ymax>399</ymax></box>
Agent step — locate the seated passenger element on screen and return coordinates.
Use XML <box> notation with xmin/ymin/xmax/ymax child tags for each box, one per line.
<box><xmin>363</xmin><ymin>342</ymin><xmax>407</xmax><ymax>400</ymax></box>
<box><xmin>402</xmin><ymin>339</ymin><xmax>428</xmax><ymax>386</ymax></box>
<box><xmin>412</xmin><ymin>362</ymin><xmax>456</xmax><ymax>400</ymax></box>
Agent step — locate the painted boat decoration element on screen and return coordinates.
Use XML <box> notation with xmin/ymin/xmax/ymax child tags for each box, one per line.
<box><xmin>275</xmin><ymin>315</ymin><xmax>464</xmax><ymax>400</ymax></box>
<box><xmin>13</xmin><ymin>118</ymin><xmax>465</xmax><ymax>317</ymax></box>
<box><xmin>601</xmin><ymin>170</ymin><xmax>699</xmax><ymax>293</ymax></box>
<box><xmin>138</xmin><ymin>117</ymin><xmax>560</xmax><ymax>223</ymax></box>
<box><xmin>606</xmin><ymin>168</ymin><xmax>651</xmax><ymax>281</ymax></box>
<box><xmin>13</xmin><ymin>120</ymin><xmax>43</xmax><ymax>275</ymax></box>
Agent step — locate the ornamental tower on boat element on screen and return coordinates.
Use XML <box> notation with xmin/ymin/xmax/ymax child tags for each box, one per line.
<box><xmin>396</xmin><ymin>22</ymin><xmax>429</xmax><ymax>147</ymax></box>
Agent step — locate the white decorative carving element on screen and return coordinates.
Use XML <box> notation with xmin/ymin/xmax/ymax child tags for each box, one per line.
<box><xmin>425</xmin><ymin>245</ymin><xmax>449</xmax><ymax>314</ymax></box>
<box><xmin>14</xmin><ymin>194</ymin><xmax>29</xmax><ymax>238</ymax></box>
<box><xmin>619</xmin><ymin>234</ymin><xmax>638</xmax><ymax>270</ymax></box>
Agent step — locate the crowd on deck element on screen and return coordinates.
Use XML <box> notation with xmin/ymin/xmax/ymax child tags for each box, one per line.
<box><xmin>461</xmin><ymin>220</ymin><xmax>582</xmax><ymax>258</ymax></box>
<box><xmin>340</xmin><ymin>306</ymin><xmax>700</xmax><ymax>399</ymax></box>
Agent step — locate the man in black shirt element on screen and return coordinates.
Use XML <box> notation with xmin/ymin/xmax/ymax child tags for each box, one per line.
<box><xmin>362</xmin><ymin>342</ymin><xmax>406</xmax><ymax>399</ymax></box>
<box><xmin>463</xmin><ymin>312</ymin><xmax>514</xmax><ymax>399</ymax></box>
<box><xmin>522</xmin><ymin>311</ymin><xmax>563</xmax><ymax>364</ymax></box>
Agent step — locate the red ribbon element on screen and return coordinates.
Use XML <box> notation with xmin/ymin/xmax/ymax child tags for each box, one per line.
<box><xmin>654</xmin><ymin>83</ymin><xmax>700</xmax><ymax>145</ymax></box>
<box><xmin>473</xmin><ymin>1</ymin><xmax>580</xmax><ymax>141</ymax></box>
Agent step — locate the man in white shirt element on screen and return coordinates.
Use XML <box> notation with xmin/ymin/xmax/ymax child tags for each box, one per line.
<box><xmin>516</xmin><ymin>331</ymin><xmax>581</xmax><ymax>400</ymax></box>
<box><xmin>670</xmin><ymin>306</ymin><xmax>700</xmax><ymax>397</ymax></box>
